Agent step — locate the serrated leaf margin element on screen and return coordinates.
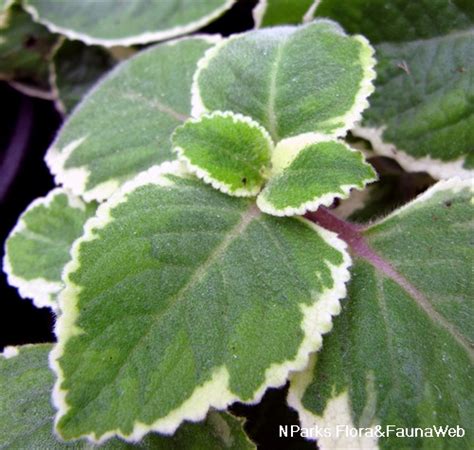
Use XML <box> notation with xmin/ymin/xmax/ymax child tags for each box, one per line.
<box><xmin>2</xmin><ymin>188</ymin><xmax>88</xmax><ymax>310</ymax></box>
<box><xmin>256</xmin><ymin>135</ymin><xmax>377</xmax><ymax>217</ymax></box>
<box><xmin>173</xmin><ymin>110</ymin><xmax>274</xmax><ymax>197</ymax></box>
<box><xmin>23</xmin><ymin>0</ymin><xmax>235</xmax><ymax>47</ymax></box>
<box><xmin>50</xmin><ymin>161</ymin><xmax>352</xmax><ymax>444</ymax></box>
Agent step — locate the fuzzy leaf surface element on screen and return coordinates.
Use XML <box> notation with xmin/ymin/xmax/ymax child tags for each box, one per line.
<box><xmin>52</xmin><ymin>166</ymin><xmax>350</xmax><ymax>442</ymax></box>
<box><xmin>315</xmin><ymin>0</ymin><xmax>474</xmax><ymax>178</ymax></box>
<box><xmin>193</xmin><ymin>20</ymin><xmax>375</xmax><ymax>141</ymax></box>
<box><xmin>172</xmin><ymin>112</ymin><xmax>273</xmax><ymax>197</ymax></box>
<box><xmin>45</xmin><ymin>37</ymin><xmax>216</xmax><ymax>202</ymax></box>
<box><xmin>0</xmin><ymin>344</ymin><xmax>254</xmax><ymax>449</ymax></box>
<box><xmin>23</xmin><ymin>0</ymin><xmax>235</xmax><ymax>47</ymax></box>
<box><xmin>257</xmin><ymin>139</ymin><xmax>377</xmax><ymax>216</ymax></box>
<box><xmin>3</xmin><ymin>189</ymin><xmax>96</xmax><ymax>309</ymax></box>
<box><xmin>289</xmin><ymin>179</ymin><xmax>474</xmax><ymax>449</ymax></box>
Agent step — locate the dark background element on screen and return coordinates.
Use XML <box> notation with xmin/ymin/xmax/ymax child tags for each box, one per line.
<box><xmin>0</xmin><ymin>1</ymin><xmax>314</xmax><ymax>448</ymax></box>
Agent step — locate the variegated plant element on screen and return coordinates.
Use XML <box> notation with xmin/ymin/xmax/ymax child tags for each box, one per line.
<box><xmin>2</xmin><ymin>3</ymin><xmax>473</xmax><ymax>450</ymax></box>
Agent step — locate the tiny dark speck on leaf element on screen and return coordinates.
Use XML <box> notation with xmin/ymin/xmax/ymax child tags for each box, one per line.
<box><xmin>444</xmin><ymin>201</ymin><xmax>452</xmax><ymax>207</ymax></box>
<box><xmin>23</xmin><ymin>35</ymin><xmax>38</xmax><ymax>48</ymax></box>
<box><xmin>241</xmin><ymin>177</ymin><xmax>247</xmax><ymax>185</ymax></box>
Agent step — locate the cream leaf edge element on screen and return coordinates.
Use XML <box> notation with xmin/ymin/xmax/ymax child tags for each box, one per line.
<box><xmin>287</xmin><ymin>355</ymin><xmax>379</xmax><ymax>450</ymax></box>
<box><xmin>286</xmin><ymin>177</ymin><xmax>474</xmax><ymax>450</ymax></box>
<box><xmin>173</xmin><ymin>110</ymin><xmax>274</xmax><ymax>197</ymax></box>
<box><xmin>50</xmin><ymin>161</ymin><xmax>352</xmax><ymax>444</ymax></box>
<box><xmin>256</xmin><ymin>136</ymin><xmax>377</xmax><ymax>217</ymax></box>
<box><xmin>2</xmin><ymin>187</ymin><xmax>87</xmax><ymax>311</ymax></box>
<box><xmin>353</xmin><ymin>125</ymin><xmax>474</xmax><ymax>180</ymax></box>
<box><xmin>44</xmin><ymin>35</ymin><xmax>220</xmax><ymax>203</ymax></box>
<box><xmin>191</xmin><ymin>21</ymin><xmax>376</xmax><ymax>140</ymax></box>
<box><xmin>23</xmin><ymin>0</ymin><xmax>235</xmax><ymax>47</ymax></box>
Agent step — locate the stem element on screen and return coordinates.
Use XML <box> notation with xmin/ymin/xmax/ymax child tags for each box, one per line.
<box><xmin>306</xmin><ymin>207</ymin><xmax>473</xmax><ymax>357</ymax></box>
<box><xmin>305</xmin><ymin>206</ymin><xmax>418</xmax><ymax>288</ymax></box>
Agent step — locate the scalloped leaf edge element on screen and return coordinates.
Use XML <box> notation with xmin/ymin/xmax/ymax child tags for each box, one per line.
<box><xmin>172</xmin><ymin>110</ymin><xmax>274</xmax><ymax>197</ymax></box>
<box><xmin>191</xmin><ymin>21</ymin><xmax>377</xmax><ymax>140</ymax></box>
<box><xmin>44</xmin><ymin>35</ymin><xmax>221</xmax><ymax>203</ymax></box>
<box><xmin>2</xmin><ymin>187</ymin><xmax>88</xmax><ymax>310</ymax></box>
<box><xmin>353</xmin><ymin>125</ymin><xmax>474</xmax><ymax>180</ymax></box>
<box><xmin>23</xmin><ymin>0</ymin><xmax>235</xmax><ymax>47</ymax></box>
<box><xmin>50</xmin><ymin>161</ymin><xmax>352</xmax><ymax>444</ymax></box>
<box><xmin>256</xmin><ymin>136</ymin><xmax>377</xmax><ymax>217</ymax></box>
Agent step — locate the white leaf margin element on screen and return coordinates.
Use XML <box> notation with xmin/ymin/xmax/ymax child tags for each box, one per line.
<box><xmin>191</xmin><ymin>20</ymin><xmax>376</xmax><ymax>141</ymax></box>
<box><xmin>23</xmin><ymin>0</ymin><xmax>235</xmax><ymax>47</ymax></box>
<box><xmin>286</xmin><ymin>177</ymin><xmax>474</xmax><ymax>450</ymax></box>
<box><xmin>50</xmin><ymin>160</ymin><xmax>352</xmax><ymax>444</ymax></box>
<box><xmin>353</xmin><ymin>125</ymin><xmax>474</xmax><ymax>180</ymax></box>
<box><xmin>256</xmin><ymin>135</ymin><xmax>377</xmax><ymax>217</ymax></box>
<box><xmin>2</xmin><ymin>188</ymin><xmax>87</xmax><ymax>311</ymax></box>
<box><xmin>287</xmin><ymin>355</ymin><xmax>379</xmax><ymax>450</ymax></box>
<box><xmin>173</xmin><ymin>110</ymin><xmax>274</xmax><ymax>197</ymax></box>
<box><xmin>44</xmin><ymin>34</ymin><xmax>221</xmax><ymax>204</ymax></box>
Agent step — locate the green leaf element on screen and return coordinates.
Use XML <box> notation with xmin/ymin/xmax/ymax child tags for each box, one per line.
<box><xmin>51</xmin><ymin>39</ymin><xmax>116</xmax><ymax>114</ymax></box>
<box><xmin>45</xmin><ymin>36</ymin><xmax>217</xmax><ymax>202</ymax></box>
<box><xmin>253</xmin><ymin>0</ymin><xmax>317</xmax><ymax>28</ymax></box>
<box><xmin>289</xmin><ymin>178</ymin><xmax>474</xmax><ymax>449</ymax></box>
<box><xmin>192</xmin><ymin>20</ymin><xmax>376</xmax><ymax>142</ymax></box>
<box><xmin>257</xmin><ymin>137</ymin><xmax>377</xmax><ymax>216</ymax></box>
<box><xmin>0</xmin><ymin>3</ymin><xmax>57</xmax><ymax>96</ymax></box>
<box><xmin>23</xmin><ymin>0</ymin><xmax>235</xmax><ymax>47</ymax></box>
<box><xmin>51</xmin><ymin>163</ymin><xmax>350</xmax><ymax>443</ymax></box>
<box><xmin>0</xmin><ymin>344</ymin><xmax>254</xmax><ymax>449</ymax></box>
<box><xmin>314</xmin><ymin>0</ymin><xmax>474</xmax><ymax>179</ymax></box>
<box><xmin>3</xmin><ymin>189</ymin><xmax>97</xmax><ymax>310</ymax></box>
<box><xmin>172</xmin><ymin>111</ymin><xmax>273</xmax><ymax>197</ymax></box>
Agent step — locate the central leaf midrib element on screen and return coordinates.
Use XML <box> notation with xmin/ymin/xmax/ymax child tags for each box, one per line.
<box><xmin>164</xmin><ymin>203</ymin><xmax>261</xmax><ymax>310</ymax></box>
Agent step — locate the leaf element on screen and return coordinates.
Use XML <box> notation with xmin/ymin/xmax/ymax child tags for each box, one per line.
<box><xmin>192</xmin><ymin>20</ymin><xmax>376</xmax><ymax>142</ymax></box>
<box><xmin>51</xmin><ymin>39</ymin><xmax>116</xmax><ymax>114</ymax></box>
<box><xmin>0</xmin><ymin>3</ymin><xmax>57</xmax><ymax>96</ymax></box>
<box><xmin>0</xmin><ymin>344</ymin><xmax>255</xmax><ymax>449</ymax></box>
<box><xmin>252</xmin><ymin>0</ymin><xmax>317</xmax><ymax>28</ymax></box>
<box><xmin>289</xmin><ymin>178</ymin><xmax>474</xmax><ymax>449</ymax></box>
<box><xmin>23</xmin><ymin>0</ymin><xmax>235</xmax><ymax>47</ymax></box>
<box><xmin>3</xmin><ymin>188</ymin><xmax>96</xmax><ymax>310</ymax></box>
<box><xmin>314</xmin><ymin>0</ymin><xmax>474</xmax><ymax>179</ymax></box>
<box><xmin>256</xmin><ymin>137</ymin><xmax>377</xmax><ymax>216</ymax></box>
<box><xmin>51</xmin><ymin>163</ymin><xmax>351</xmax><ymax>443</ymax></box>
<box><xmin>45</xmin><ymin>36</ymin><xmax>218</xmax><ymax>203</ymax></box>
<box><xmin>172</xmin><ymin>111</ymin><xmax>273</xmax><ymax>197</ymax></box>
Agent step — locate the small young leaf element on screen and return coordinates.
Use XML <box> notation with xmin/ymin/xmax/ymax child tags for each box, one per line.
<box><xmin>51</xmin><ymin>39</ymin><xmax>116</xmax><ymax>114</ymax></box>
<box><xmin>51</xmin><ymin>164</ymin><xmax>350</xmax><ymax>443</ymax></box>
<box><xmin>0</xmin><ymin>344</ymin><xmax>254</xmax><ymax>449</ymax></box>
<box><xmin>289</xmin><ymin>178</ymin><xmax>474</xmax><ymax>449</ymax></box>
<box><xmin>314</xmin><ymin>0</ymin><xmax>474</xmax><ymax>179</ymax></box>
<box><xmin>257</xmin><ymin>138</ymin><xmax>377</xmax><ymax>216</ymax></box>
<box><xmin>172</xmin><ymin>111</ymin><xmax>273</xmax><ymax>197</ymax></box>
<box><xmin>253</xmin><ymin>0</ymin><xmax>317</xmax><ymax>28</ymax></box>
<box><xmin>45</xmin><ymin>36</ymin><xmax>218</xmax><ymax>202</ymax></box>
<box><xmin>193</xmin><ymin>20</ymin><xmax>375</xmax><ymax>141</ymax></box>
<box><xmin>23</xmin><ymin>0</ymin><xmax>236</xmax><ymax>47</ymax></box>
<box><xmin>3</xmin><ymin>189</ymin><xmax>96</xmax><ymax>309</ymax></box>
